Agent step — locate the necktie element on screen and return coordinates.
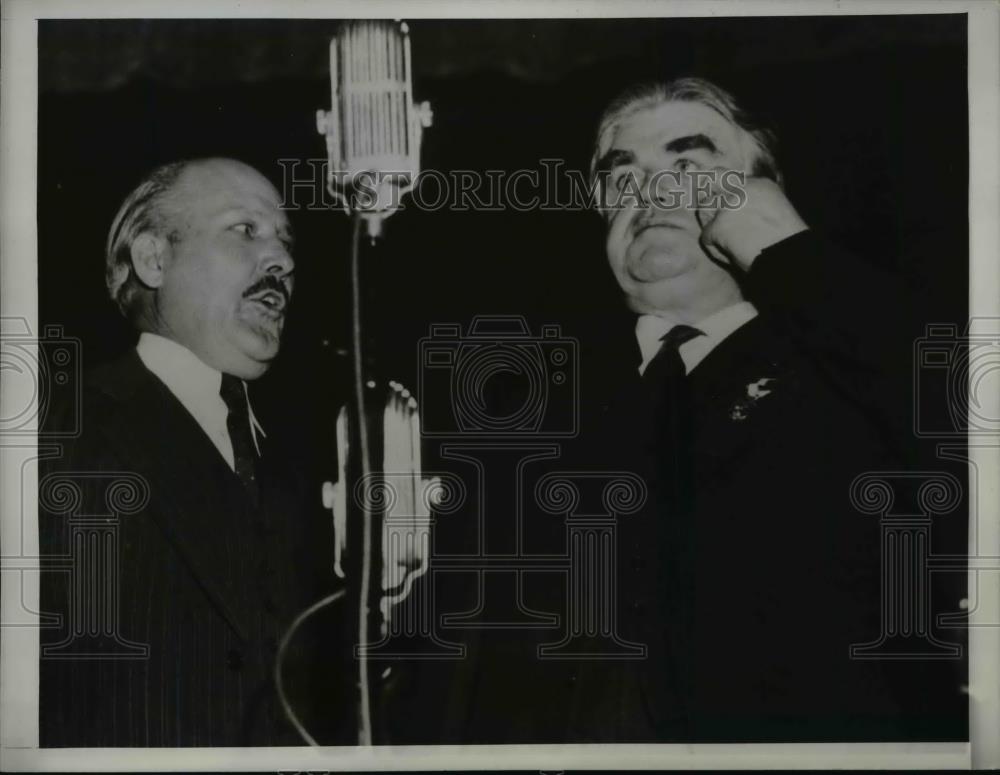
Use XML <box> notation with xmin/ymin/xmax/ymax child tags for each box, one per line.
<box><xmin>644</xmin><ymin>324</ymin><xmax>704</xmax><ymax>383</ymax></box>
<box><xmin>639</xmin><ymin>322</ymin><xmax>703</xmax><ymax>503</ymax></box>
<box><xmin>641</xmin><ymin>323</ymin><xmax>704</xmax><ymax>732</ymax></box>
<box><xmin>642</xmin><ymin>321</ymin><xmax>703</xmax><ymax>471</ymax></box>
<box><xmin>220</xmin><ymin>373</ymin><xmax>259</xmax><ymax>502</ymax></box>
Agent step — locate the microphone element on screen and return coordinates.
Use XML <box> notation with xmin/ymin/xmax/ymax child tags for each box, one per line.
<box><xmin>312</xmin><ymin>20</ymin><xmax>434</xmax><ymax>745</ymax></box>
<box><xmin>316</xmin><ymin>19</ymin><xmax>433</xmax><ymax>240</ymax></box>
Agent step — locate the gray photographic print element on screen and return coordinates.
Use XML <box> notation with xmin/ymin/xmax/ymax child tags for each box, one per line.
<box><xmin>1</xmin><ymin>1</ymin><xmax>998</xmax><ymax>771</ymax></box>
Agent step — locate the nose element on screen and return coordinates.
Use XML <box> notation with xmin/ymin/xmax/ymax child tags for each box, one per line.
<box><xmin>260</xmin><ymin>239</ymin><xmax>294</xmax><ymax>279</ymax></box>
<box><xmin>623</xmin><ymin>166</ymin><xmax>663</xmax><ymax>210</ymax></box>
<box><xmin>642</xmin><ymin>166</ymin><xmax>685</xmax><ymax>210</ymax></box>
<box><xmin>637</xmin><ymin>171</ymin><xmax>657</xmax><ymax>209</ymax></box>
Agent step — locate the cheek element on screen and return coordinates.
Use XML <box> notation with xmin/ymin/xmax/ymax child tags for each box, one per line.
<box><xmin>162</xmin><ymin>260</ymin><xmax>205</xmax><ymax>310</ymax></box>
<box><xmin>199</xmin><ymin>247</ymin><xmax>250</xmax><ymax>298</ymax></box>
<box><xmin>168</xmin><ymin>247</ymin><xmax>250</xmax><ymax>321</ymax></box>
<box><xmin>605</xmin><ymin>213</ymin><xmax>632</xmax><ymax>272</ymax></box>
<box><xmin>211</xmin><ymin>266</ymin><xmax>250</xmax><ymax>311</ymax></box>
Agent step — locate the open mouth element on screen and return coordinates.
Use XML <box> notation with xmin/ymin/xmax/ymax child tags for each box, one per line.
<box><xmin>246</xmin><ymin>289</ymin><xmax>287</xmax><ymax>317</ymax></box>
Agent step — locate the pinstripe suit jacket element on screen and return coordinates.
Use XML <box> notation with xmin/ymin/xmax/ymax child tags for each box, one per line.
<box><xmin>39</xmin><ymin>350</ymin><xmax>326</xmax><ymax>747</ymax></box>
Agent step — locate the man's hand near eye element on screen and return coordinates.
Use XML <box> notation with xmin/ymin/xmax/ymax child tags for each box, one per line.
<box><xmin>696</xmin><ymin>175</ymin><xmax>808</xmax><ymax>271</ymax></box>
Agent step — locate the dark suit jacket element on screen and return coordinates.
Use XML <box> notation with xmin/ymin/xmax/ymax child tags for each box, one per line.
<box><xmin>38</xmin><ymin>350</ymin><xmax>337</xmax><ymax>747</ymax></box>
<box><xmin>567</xmin><ymin>230</ymin><xmax>966</xmax><ymax>742</ymax></box>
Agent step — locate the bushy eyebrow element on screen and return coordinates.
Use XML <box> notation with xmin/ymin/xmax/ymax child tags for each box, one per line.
<box><xmin>596</xmin><ymin>132</ymin><xmax>720</xmax><ymax>176</ymax></box>
<box><xmin>664</xmin><ymin>133</ymin><xmax>719</xmax><ymax>155</ymax></box>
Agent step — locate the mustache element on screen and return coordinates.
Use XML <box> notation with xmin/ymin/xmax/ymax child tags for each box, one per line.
<box><xmin>242</xmin><ymin>274</ymin><xmax>291</xmax><ymax>303</ymax></box>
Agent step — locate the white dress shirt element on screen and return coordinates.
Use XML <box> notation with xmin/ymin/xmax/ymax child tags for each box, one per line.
<box><xmin>635</xmin><ymin>301</ymin><xmax>759</xmax><ymax>376</ymax></box>
<box><xmin>136</xmin><ymin>333</ymin><xmax>265</xmax><ymax>471</ymax></box>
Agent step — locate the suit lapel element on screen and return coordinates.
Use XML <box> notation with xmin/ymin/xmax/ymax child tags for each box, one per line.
<box><xmin>685</xmin><ymin>317</ymin><xmax>797</xmax><ymax>468</ymax></box>
<box><xmin>105</xmin><ymin>352</ymin><xmax>254</xmax><ymax>643</ymax></box>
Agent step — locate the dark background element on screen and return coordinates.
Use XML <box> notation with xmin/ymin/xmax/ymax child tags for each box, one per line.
<box><xmin>39</xmin><ymin>14</ymin><xmax>969</xmax><ymax>439</ymax></box>
<box><xmin>38</xmin><ymin>14</ymin><xmax>970</xmax><ymax>744</ymax></box>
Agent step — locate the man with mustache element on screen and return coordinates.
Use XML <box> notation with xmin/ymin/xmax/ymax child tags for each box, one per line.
<box><xmin>568</xmin><ymin>79</ymin><xmax>964</xmax><ymax>742</ymax></box>
<box><xmin>39</xmin><ymin>158</ymin><xmax>325</xmax><ymax>746</ymax></box>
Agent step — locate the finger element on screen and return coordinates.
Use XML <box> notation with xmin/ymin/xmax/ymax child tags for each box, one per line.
<box><xmin>699</xmin><ymin>227</ymin><xmax>729</xmax><ymax>266</ymax></box>
<box><xmin>695</xmin><ymin>198</ymin><xmax>719</xmax><ymax>231</ymax></box>
<box><xmin>692</xmin><ymin>166</ymin><xmax>725</xmax><ymax>230</ymax></box>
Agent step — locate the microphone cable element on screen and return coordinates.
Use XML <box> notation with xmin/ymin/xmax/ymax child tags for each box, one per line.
<box><xmin>275</xmin><ymin>588</ymin><xmax>347</xmax><ymax>746</ymax></box>
<box><xmin>276</xmin><ymin>214</ymin><xmax>374</xmax><ymax>747</ymax></box>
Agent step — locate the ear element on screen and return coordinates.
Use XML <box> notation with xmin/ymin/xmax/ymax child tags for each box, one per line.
<box><xmin>129</xmin><ymin>232</ymin><xmax>170</xmax><ymax>289</ymax></box>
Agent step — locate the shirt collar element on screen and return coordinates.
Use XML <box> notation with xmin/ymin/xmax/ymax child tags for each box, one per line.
<box><xmin>135</xmin><ymin>332</ymin><xmax>267</xmax><ymax>454</ymax></box>
<box><xmin>636</xmin><ymin>301</ymin><xmax>758</xmax><ymax>376</ymax></box>
<box><xmin>137</xmin><ymin>332</ymin><xmax>223</xmax><ymax>404</ymax></box>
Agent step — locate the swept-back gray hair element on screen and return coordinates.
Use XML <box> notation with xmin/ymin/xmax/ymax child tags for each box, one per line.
<box><xmin>104</xmin><ymin>160</ymin><xmax>190</xmax><ymax>320</ymax></box>
<box><xmin>589</xmin><ymin>77</ymin><xmax>783</xmax><ymax>195</ymax></box>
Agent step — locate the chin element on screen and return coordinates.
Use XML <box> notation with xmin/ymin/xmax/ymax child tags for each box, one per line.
<box><xmin>244</xmin><ymin>341</ymin><xmax>280</xmax><ymax>370</ymax></box>
<box><xmin>619</xmin><ymin>270</ymin><xmax>692</xmax><ymax>315</ymax></box>
<box><xmin>235</xmin><ymin>360</ymin><xmax>271</xmax><ymax>381</ymax></box>
<box><xmin>230</xmin><ymin>348</ymin><xmax>275</xmax><ymax>380</ymax></box>
<box><xmin>626</xmin><ymin>246</ymin><xmax>697</xmax><ymax>283</ymax></box>
<box><xmin>228</xmin><ymin>329</ymin><xmax>281</xmax><ymax>379</ymax></box>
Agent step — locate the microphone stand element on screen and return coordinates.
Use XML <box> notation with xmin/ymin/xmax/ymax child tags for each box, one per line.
<box><xmin>347</xmin><ymin>211</ymin><xmax>376</xmax><ymax>746</ymax></box>
<box><xmin>312</xmin><ymin>18</ymin><xmax>433</xmax><ymax>746</ymax></box>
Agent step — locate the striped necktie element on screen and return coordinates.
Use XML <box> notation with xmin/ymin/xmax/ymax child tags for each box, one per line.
<box><xmin>220</xmin><ymin>373</ymin><xmax>259</xmax><ymax>502</ymax></box>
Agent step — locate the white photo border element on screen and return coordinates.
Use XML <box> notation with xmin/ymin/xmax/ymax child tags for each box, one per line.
<box><xmin>2</xmin><ymin>0</ymin><xmax>996</xmax><ymax>770</ymax></box>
